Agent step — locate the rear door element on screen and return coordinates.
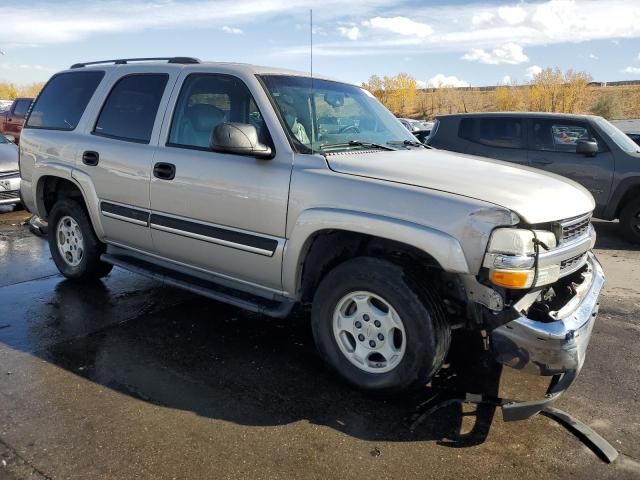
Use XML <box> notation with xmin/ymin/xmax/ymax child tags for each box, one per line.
<box><xmin>458</xmin><ymin>116</ymin><xmax>529</xmax><ymax>165</ymax></box>
<box><xmin>527</xmin><ymin>118</ymin><xmax>614</xmax><ymax>210</ymax></box>
<box><xmin>74</xmin><ymin>67</ymin><xmax>177</xmax><ymax>252</ymax></box>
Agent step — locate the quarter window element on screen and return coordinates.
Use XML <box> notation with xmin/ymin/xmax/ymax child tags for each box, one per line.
<box><xmin>25</xmin><ymin>71</ymin><xmax>104</xmax><ymax>131</ymax></box>
<box><xmin>459</xmin><ymin>117</ymin><xmax>524</xmax><ymax>148</ymax></box>
<box><xmin>94</xmin><ymin>74</ymin><xmax>168</xmax><ymax>143</ymax></box>
<box><xmin>168</xmin><ymin>74</ymin><xmax>268</xmax><ymax>150</ymax></box>
<box><xmin>531</xmin><ymin>120</ymin><xmax>602</xmax><ymax>152</ymax></box>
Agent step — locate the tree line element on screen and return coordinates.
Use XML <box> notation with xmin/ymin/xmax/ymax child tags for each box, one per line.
<box><xmin>362</xmin><ymin>67</ymin><xmax>631</xmax><ymax>120</ymax></box>
<box><xmin>0</xmin><ymin>81</ymin><xmax>45</xmax><ymax>100</ymax></box>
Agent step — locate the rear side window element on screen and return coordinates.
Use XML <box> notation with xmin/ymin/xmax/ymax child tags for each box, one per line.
<box><xmin>12</xmin><ymin>99</ymin><xmax>32</xmax><ymax>117</ymax></box>
<box><xmin>459</xmin><ymin>117</ymin><xmax>524</xmax><ymax>148</ymax></box>
<box><xmin>94</xmin><ymin>74</ymin><xmax>168</xmax><ymax>144</ymax></box>
<box><xmin>26</xmin><ymin>71</ymin><xmax>104</xmax><ymax>130</ymax></box>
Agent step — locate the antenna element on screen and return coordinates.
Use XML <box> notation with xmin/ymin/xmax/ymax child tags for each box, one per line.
<box><xmin>309</xmin><ymin>9</ymin><xmax>312</xmax><ymax>78</ymax></box>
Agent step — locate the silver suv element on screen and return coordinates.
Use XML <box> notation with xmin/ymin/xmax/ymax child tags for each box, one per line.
<box><xmin>19</xmin><ymin>58</ymin><xmax>604</xmax><ymax>420</ymax></box>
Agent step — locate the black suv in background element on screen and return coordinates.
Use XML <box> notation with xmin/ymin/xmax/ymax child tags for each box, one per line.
<box><xmin>428</xmin><ymin>112</ymin><xmax>640</xmax><ymax>243</ymax></box>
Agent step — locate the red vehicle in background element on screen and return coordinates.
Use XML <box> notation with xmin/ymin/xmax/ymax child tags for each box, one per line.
<box><xmin>0</xmin><ymin>97</ymin><xmax>33</xmax><ymax>143</ymax></box>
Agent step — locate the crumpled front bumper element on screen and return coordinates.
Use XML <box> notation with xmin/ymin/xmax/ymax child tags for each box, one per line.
<box><xmin>490</xmin><ymin>252</ymin><xmax>604</xmax><ymax>420</ymax></box>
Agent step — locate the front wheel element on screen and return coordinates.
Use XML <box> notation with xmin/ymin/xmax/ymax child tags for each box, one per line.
<box><xmin>48</xmin><ymin>199</ymin><xmax>113</xmax><ymax>280</ymax></box>
<box><xmin>311</xmin><ymin>257</ymin><xmax>451</xmax><ymax>393</ymax></box>
<box><xmin>619</xmin><ymin>197</ymin><xmax>640</xmax><ymax>244</ymax></box>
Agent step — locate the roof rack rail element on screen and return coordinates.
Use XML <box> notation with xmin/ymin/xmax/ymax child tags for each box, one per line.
<box><xmin>70</xmin><ymin>57</ymin><xmax>201</xmax><ymax>69</ymax></box>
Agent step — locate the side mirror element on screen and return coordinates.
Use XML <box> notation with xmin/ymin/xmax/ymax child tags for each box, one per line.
<box><xmin>576</xmin><ymin>139</ymin><xmax>598</xmax><ymax>157</ymax></box>
<box><xmin>210</xmin><ymin>123</ymin><xmax>273</xmax><ymax>160</ymax></box>
<box><xmin>4</xmin><ymin>134</ymin><xmax>15</xmax><ymax>143</ymax></box>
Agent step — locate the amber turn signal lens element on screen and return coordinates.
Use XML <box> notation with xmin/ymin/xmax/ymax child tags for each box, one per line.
<box><xmin>489</xmin><ymin>270</ymin><xmax>532</xmax><ymax>289</ymax></box>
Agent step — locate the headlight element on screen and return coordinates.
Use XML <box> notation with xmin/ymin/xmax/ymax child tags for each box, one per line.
<box><xmin>484</xmin><ymin>228</ymin><xmax>558</xmax><ymax>289</ymax></box>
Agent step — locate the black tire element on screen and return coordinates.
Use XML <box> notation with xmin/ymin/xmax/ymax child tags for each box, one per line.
<box><xmin>48</xmin><ymin>198</ymin><xmax>113</xmax><ymax>280</ymax></box>
<box><xmin>311</xmin><ymin>257</ymin><xmax>451</xmax><ymax>393</ymax></box>
<box><xmin>619</xmin><ymin>197</ymin><xmax>640</xmax><ymax>244</ymax></box>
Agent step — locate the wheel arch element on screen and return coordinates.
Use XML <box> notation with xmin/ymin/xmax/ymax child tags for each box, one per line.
<box><xmin>282</xmin><ymin>208</ymin><xmax>470</xmax><ymax>300</ymax></box>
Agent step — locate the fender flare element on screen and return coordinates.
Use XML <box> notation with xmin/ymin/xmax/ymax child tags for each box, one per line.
<box><xmin>604</xmin><ymin>177</ymin><xmax>640</xmax><ymax>219</ymax></box>
<box><xmin>282</xmin><ymin>208</ymin><xmax>471</xmax><ymax>296</ymax></box>
<box><xmin>32</xmin><ymin>162</ymin><xmax>105</xmax><ymax>239</ymax></box>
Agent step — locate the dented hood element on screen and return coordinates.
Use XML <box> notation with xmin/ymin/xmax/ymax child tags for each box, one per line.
<box><xmin>325</xmin><ymin>148</ymin><xmax>595</xmax><ymax>224</ymax></box>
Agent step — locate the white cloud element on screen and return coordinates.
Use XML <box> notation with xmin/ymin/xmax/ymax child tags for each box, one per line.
<box><xmin>622</xmin><ymin>66</ymin><xmax>640</xmax><ymax>74</ymax></box>
<box><xmin>416</xmin><ymin>80</ymin><xmax>427</xmax><ymax>88</ymax></box>
<box><xmin>501</xmin><ymin>75</ymin><xmax>512</xmax><ymax>84</ymax></box>
<box><xmin>365</xmin><ymin>16</ymin><xmax>433</xmax><ymax>38</ymax></box>
<box><xmin>462</xmin><ymin>43</ymin><xmax>528</xmax><ymax>65</ymax></box>
<box><xmin>589</xmin><ymin>53</ymin><xmax>599</xmax><ymax>60</ymax></box>
<box><xmin>637</xmin><ymin>52</ymin><xmax>640</xmax><ymax>60</ymax></box>
<box><xmin>497</xmin><ymin>5</ymin><xmax>527</xmax><ymax>25</ymax></box>
<box><xmin>525</xmin><ymin>65</ymin><xmax>543</xmax><ymax>80</ymax></box>
<box><xmin>427</xmin><ymin>74</ymin><xmax>469</xmax><ymax>88</ymax></box>
<box><xmin>0</xmin><ymin>62</ymin><xmax>53</xmax><ymax>72</ymax></box>
<box><xmin>221</xmin><ymin>26</ymin><xmax>243</xmax><ymax>34</ymax></box>
<box><xmin>338</xmin><ymin>26</ymin><xmax>360</xmax><ymax>41</ymax></box>
<box><xmin>471</xmin><ymin>12</ymin><xmax>494</xmax><ymax>25</ymax></box>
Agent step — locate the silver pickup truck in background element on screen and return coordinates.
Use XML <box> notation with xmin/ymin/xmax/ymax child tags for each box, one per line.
<box><xmin>19</xmin><ymin>57</ymin><xmax>604</xmax><ymax>421</ymax></box>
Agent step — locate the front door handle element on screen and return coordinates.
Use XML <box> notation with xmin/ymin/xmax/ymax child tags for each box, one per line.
<box><xmin>531</xmin><ymin>158</ymin><xmax>553</xmax><ymax>165</ymax></box>
<box><xmin>82</xmin><ymin>150</ymin><xmax>99</xmax><ymax>166</ymax></box>
<box><xmin>153</xmin><ymin>162</ymin><xmax>176</xmax><ymax>180</ymax></box>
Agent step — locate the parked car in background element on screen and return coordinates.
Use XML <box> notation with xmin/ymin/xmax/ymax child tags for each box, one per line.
<box><xmin>19</xmin><ymin>58</ymin><xmax>604</xmax><ymax>420</ymax></box>
<box><xmin>0</xmin><ymin>132</ymin><xmax>20</xmax><ymax>208</ymax></box>
<box><xmin>428</xmin><ymin>112</ymin><xmax>640</xmax><ymax>243</ymax></box>
<box><xmin>398</xmin><ymin>118</ymin><xmax>433</xmax><ymax>143</ymax></box>
<box><xmin>0</xmin><ymin>97</ymin><xmax>34</xmax><ymax>143</ymax></box>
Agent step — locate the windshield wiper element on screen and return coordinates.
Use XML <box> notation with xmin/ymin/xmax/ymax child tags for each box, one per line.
<box><xmin>387</xmin><ymin>139</ymin><xmax>428</xmax><ymax>148</ymax></box>
<box><xmin>320</xmin><ymin>140</ymin><xmax>396</xmax><ymax>152</ymax></box>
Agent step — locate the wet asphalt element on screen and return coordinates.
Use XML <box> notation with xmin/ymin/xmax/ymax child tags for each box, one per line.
<box><xmin>0</xmin><ymin>207</ymin><xmax>639</xmax><ymax>479</ymax></box>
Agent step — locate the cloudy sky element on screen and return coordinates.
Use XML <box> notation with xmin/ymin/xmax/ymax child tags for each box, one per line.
<box><xmin>1</xmin><ymin>0</ymin><xmax>639</xmax><ymax>87</ymax></box>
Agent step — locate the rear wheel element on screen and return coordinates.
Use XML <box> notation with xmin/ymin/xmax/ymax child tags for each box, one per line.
<box><xmin>311</xmin><ymin>257</ymin><xmax>450</xmax><ymax>393</ymax></box>
<box><xmin>48</xmin><ymin>199</ymin><xmax>113</xmax><ymax>280</ymax></box>
<box><xmin>619</xmin><ymin>197</ymin><xmax>640</xmax><ymax>244</ymax></box>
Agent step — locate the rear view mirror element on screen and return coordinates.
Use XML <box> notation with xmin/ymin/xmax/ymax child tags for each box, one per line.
<box><xmin>576</xmin><ymin>139</ymin><xmax>598</xmax><ymax>157</ymax></box>
<box><xmin>210</xmin><ymin>123</ymin><xmax>273</xmax><ymax>160</ymax></box>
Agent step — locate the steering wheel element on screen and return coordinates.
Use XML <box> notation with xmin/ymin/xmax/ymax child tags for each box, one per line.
<box><xmin>339</xmin><ymin>125</ymin><xmax>360</xmax><ymax>134</ymax></box>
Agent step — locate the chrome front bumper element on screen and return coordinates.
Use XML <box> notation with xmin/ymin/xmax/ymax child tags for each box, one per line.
<box><xmin>490</xmin><ymin>252</ymin><xmax>604</xmax><ymax>420</ymax></box>
<box><xmin>0</xmin><ymin>173</ymin><xmax>21</xmax><ymax>205</ymax></box>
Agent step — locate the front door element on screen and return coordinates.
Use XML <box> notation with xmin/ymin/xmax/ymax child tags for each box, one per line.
<box><xmin>527</xmin><ymin>118</ymin><xmax>614</xmax><ymax>212</ymax></box>
<box><xmin>149</xmin><ymin>72</ymin><xmax>292</xmax><ymax>290</ymax></box>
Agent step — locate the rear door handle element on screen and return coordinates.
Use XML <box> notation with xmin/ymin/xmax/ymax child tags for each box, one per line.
<box><xmin>153</xmin><ymin>162</ymin><xmax>176</xmax><ymax>180</ymax></box>
<box><xmin>82</xmin><ymin>150</ymin><xmax>99</xmax><ymax>166</ymax></box>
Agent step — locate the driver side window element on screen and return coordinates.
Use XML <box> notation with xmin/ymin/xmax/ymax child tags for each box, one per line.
<box><xmin>168</xmin><ymin>73</ymin><xmax>268</xmax><ymax>150</ymax></box>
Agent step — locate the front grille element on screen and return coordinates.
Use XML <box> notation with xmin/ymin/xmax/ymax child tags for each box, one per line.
<box><xmin>555</xmin><ymin>214</ymin><xmax>591</xmax><ymax>244</ymax></box>
<box><xmin>0</xmin><ymin>190</ymin><xmax>19</xmax><ymax>200</ymax></box>
<box><xmin>560</xmin><ymin>253</ymin><xmax>587</xmax><ymax>273</ymax></box>
<box><xmin>0</xmin><ymin>170</ymin><xmax>19</xmax><ymax>178</ymax></box>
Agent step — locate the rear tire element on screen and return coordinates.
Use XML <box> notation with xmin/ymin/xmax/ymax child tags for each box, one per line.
<box><xmin>619</xmin><ymin>197</ymin><xmax>640</xmax><ymax>244</ymax></box>
<box><xmin>48</xmin><ymin>199</ymin><xmax>113</xmax><ymax>280</ymax></box>
<box><xmin>311</xmin><ymin>257</ymin><xmax>450</xmax><ymax>393</ymax></box>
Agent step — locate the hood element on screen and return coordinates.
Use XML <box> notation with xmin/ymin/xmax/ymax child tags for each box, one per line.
<box><xmin>0</xmin><ymin>142</ymin><xmax>18</xmax><ymax>173</ymax></box>
<box><xmin>325</xmin><ymin>148</ymin><xmax>595</xmax><ymax>224</ymax></box>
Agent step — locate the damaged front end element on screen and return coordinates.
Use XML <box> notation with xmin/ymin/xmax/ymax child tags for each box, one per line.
<box><xmin>463</xmin><ymin>214</ymin><xmax>605</xmax><ymax>421</ymax></box>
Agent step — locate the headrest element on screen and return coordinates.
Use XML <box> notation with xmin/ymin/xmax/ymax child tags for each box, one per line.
<box><xmin>188</xmin><ymin>104</ymin><xmax>226</xmax><ymax>132</ymax></box>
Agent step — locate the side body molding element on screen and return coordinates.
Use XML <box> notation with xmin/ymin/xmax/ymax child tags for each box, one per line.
<box><xmin>282</xmin><ymin>208</ymin><xmax>471</xmax><ymax>296</ymax></box>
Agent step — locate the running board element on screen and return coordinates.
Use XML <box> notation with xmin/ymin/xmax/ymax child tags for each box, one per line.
<box><xmin>101</xmin><ymin>252</ymin><xmax>295</xmax><ymax>318</ymax></box>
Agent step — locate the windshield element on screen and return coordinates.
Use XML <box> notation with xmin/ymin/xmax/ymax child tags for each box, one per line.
<box><xmin>594</xmin><ymin>117</ymin><xmax>640</xmax><ymax>153</ymax></box>
<box><xmin>260</xmin><ymin>75</ymin><xmax>417</xmax><ymax>153</ymax></box>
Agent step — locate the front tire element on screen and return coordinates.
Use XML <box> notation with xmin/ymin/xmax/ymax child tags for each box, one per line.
<box><xmin>48</xmin><ymin>199</ymin><xmax>113</xmax><ymax>280</ymax></box>
<box><xmin>311</xmin><ymin>257</ymin><xmax>450</xmax><ymax>393</ymax></box>
<box><xmin>619</xmin><ymin>197</ymin><xmax>640</xmax><ymax>244</ymax></box>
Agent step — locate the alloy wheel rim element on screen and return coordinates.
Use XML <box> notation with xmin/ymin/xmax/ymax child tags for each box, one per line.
<box><xmin>56</xmin><ymin>216</ymin><xmax>84</xmax><ymax>267</ymax></box>
<box><xmin>332</xmin><ymin>290</ymin><xmax>406</xmax><ymax>374</ymax></box>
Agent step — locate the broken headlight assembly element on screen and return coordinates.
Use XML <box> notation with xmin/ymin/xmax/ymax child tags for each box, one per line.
<box><xmin>483</xmin><ymin>228</ymin><xmax>559</xmax><ymax>289</ymax></box>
